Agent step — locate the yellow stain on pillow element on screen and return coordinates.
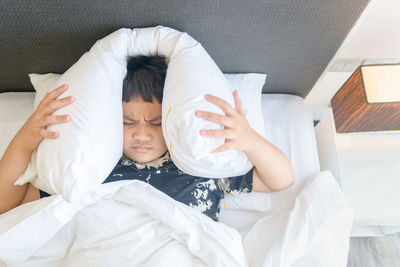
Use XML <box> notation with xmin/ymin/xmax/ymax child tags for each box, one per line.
<box><xmin>164</xmin><ymin>107</ymin><xmax>171</xmax><ymax>139</ymax></box>
<box><xmin>165</xmin><ymin>106</ymin><xmax>194</xmax><ymax>176</ymax></box>
<box><xmin>169</xmin><ymin>143</ymin><xmax>194</xmax><ymax>176</ymax></box>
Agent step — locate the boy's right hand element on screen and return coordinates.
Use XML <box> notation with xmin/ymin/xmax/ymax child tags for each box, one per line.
<box><xmin>16</xmin><ymin>84</ymin><xmax>74</xmax><ymax>152</ymax></box>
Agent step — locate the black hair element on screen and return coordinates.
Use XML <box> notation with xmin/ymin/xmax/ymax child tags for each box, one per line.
<box><xmin>122</xmin><ymin>55</ymin><xmax>167</xmax><ymax>103</ymax></box>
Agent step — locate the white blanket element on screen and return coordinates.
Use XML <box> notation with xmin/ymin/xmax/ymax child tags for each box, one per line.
<box><xmin>0</xmin><ymin>180</ymin><xmax>246</xmax><ymax>266</ymax></box>
<box><xmin>0</xmin><ymin>171</ymin><xmax>351</xmax><ymax>267</ymax></box>
<box><xmin>242</xmin><ymin>171</ymin><xmax>353</xmax><ymax>267</ymax></box>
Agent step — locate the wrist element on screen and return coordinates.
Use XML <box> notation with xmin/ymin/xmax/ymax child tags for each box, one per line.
<box><xmin>243</xmin><ymin>130</ymin><xmax>264</xmax><ymax>154</ymax></box>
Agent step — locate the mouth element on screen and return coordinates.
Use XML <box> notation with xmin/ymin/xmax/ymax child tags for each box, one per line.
<box><xmin>132</xmin><ymin>146</ymin><xmax>152</xmax><ymax>152</ymax></box>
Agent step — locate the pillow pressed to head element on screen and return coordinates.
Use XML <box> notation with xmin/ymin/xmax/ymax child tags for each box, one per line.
<box><xmin>129</xmin><ymin>26</ymin><xmax>265</xmax><ymax>177</ymax></box>
<box><xmin>15</xmin><ymin>39</ymin><xmax>127</xmax><ymax>202</ymax></box>
<box><xmin>16</xmin><ymin>26</ymin><xmax>265</xmax><ymax>201</ymax></box>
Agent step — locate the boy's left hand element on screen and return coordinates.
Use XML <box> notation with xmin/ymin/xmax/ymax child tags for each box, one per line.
<box><xmin>195</xmin><ymin>90</ymin><xmax>258</xmax><ymax>153</ymax></box>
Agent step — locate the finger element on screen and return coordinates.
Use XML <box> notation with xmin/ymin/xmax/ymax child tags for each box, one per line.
<box><xmin>42</xmin><ymin>84</ymin><xmax>69</xmax><ymax>105</ymax></box>
<box><xmin>233</xmin><ymin>90</ymin><xmax>245</xmax><ymax>115</ymax></box>
<box><xmin>40</xmin><ymin>129</ymin><xmax>59</xmax><ymax>139</ymax></box>
<box><xmin>45</xmin><ymin>95</ymin><xmax>75</xmax><ymax>114</ymax></box>
<box><xmin>199</xmin><ymin>129</ymin><xmax>233</xmax><ymax>139</ymax></box>
<box><xmin>195</xmin><ymin>111</ymin><xmax>234</xmax><ymax>127</ymax></box>
<box><xmin>49</xmin><ymin>84</ymin><xmax>69</xmax><ymax>99</ymax></box>
<box><xmin>44</xmin><ymin>114</ymin><xmax>71</xmax><ymax>126</ymax></box>
<box><xmin>205</xmin><ymin>94</ymin><xmax>236</xmax><ymax>116</ymax></box>
<box><xmin>211</xmin><ymin>142</ymin><xmax>235</xmax><ymax>153</ymax></box>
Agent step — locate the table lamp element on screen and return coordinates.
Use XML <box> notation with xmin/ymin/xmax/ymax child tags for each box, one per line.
<box><xmin>331</xmin><ymin>63</ymin><xmax>400</xmax><ymax>133</ymax></box>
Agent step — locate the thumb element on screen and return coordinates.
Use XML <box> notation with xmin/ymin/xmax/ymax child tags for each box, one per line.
<box><xmin>211</xmin><ymin>142</ymin><xmax>235</xmax><ymax>153</ymax></box>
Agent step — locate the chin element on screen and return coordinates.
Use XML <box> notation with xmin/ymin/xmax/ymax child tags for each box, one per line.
<box><xmin>126</xmin><ymin>151</ymin><xmax>155</xmax><ymax>163</ymax></box>
<box><xmin>133</xmin><ymin>156</ymin><xmax>153</xmax><ymax>164</ymax></box>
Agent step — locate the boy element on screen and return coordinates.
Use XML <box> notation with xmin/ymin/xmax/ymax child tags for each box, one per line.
<box><xmin>0</xmin><ymin>56</ymin><xmax>294</xmax><ymax>220</ymax></box>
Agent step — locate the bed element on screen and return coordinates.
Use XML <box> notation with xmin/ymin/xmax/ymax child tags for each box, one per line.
<box><xmin>0</xmin><ymin>89</ymin><xmax>352</xmax><ymax>266</ymax></box>
<box><xmin>0</xmin><ymin>1</ymin><xmax>370</xmax><ymax>266</ymax></box>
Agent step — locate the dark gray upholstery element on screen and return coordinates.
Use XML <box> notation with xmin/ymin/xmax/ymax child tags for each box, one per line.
<box><xmin>0</xmin><ymin>0</ymin><xmax>370</xmax><ymax>97</ymax></box>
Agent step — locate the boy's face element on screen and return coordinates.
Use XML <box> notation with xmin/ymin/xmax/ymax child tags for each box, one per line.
<box><xmin>122</xmin><ymin>96</ymin><xmax>167</xmax><ymax>163</ymax></box>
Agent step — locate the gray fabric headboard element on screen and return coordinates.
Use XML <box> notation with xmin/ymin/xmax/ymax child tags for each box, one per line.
<box><xmin>0</xmin><ymin>0</ymin><xmax>370</xmax><ymax>97</ymax></box>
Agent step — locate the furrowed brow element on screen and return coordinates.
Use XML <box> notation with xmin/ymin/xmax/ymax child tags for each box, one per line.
<box><xmin>146</xmin><ymin>116</ymin><xmax>162</xmax><ymax>122</ymax></box>
<box><xmin>123</xmin><ymin>115</ymin><xmax>137</xmax><ymax>121</ymax></box>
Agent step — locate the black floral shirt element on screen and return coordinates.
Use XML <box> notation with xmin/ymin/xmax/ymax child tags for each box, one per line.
<box><xmin>40</xmin><ymin>151</ymin><xmax>253</xmax><ymax>221</ymax></box>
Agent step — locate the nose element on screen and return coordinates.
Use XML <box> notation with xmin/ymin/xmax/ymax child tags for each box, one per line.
<box><xmin>132</xmin><ymin>124</ymin><xmax>151</xmax><ymax>142</ymax></box>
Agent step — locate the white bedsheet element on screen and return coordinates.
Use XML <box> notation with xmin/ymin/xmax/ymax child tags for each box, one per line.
<box><xmin>0</xmin><ymin>92</ymin><xmax>353</xmax><ymax>266</ymax></box>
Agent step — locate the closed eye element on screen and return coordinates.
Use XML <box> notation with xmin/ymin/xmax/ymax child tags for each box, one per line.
<box><xmin>123</xmin><ymin>122</ymin><xmax>161</xmax><ymax>126</ymax></box>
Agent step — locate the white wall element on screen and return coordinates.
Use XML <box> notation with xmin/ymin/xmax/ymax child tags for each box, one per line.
<box><xmin>305</xmin><ymin>0</ymin><xmax>400</xmax><ymax>120</ymax></box>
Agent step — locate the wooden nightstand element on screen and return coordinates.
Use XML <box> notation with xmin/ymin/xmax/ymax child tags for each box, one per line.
<box><xmin>315</xmin><ymin>109</ymin><xmax>400</xmax><ymax>235</ymax></box>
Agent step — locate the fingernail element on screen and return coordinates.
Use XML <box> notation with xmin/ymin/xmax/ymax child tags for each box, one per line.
<box><xmin>70</xmin><ymin>96</ymin><xmax>74</xmax><ymax>102</ymax></box>
<box><xmin>196</xmin><ymin>111</ymin><xmax>202</xmax><ymax>117</ymax></box>
<box><xmin>205</xmin><ymin>94</ymin><xmax>211</xmax><ymax>100</ymax></box>
<box><xmin>200</xmin><ymin>130</ymin><xmax>207</xmax><ymax>136</ymax></box>
<box><xmin>65</xmin><ymin>115</ymin><xmax>70</xmax><ymax>120</ymax></box>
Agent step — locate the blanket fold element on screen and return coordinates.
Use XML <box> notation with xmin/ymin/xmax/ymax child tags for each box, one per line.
<box><xmin>0</xmin><ymin>180</ymin><xmax>247</xmax><ymax>267</ymax></box>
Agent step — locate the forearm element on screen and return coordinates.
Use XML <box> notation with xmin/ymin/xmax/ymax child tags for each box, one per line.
<box><xmin>246</xmin><ymin>132</ymin><xmax>294</xmax><ymax>192</ymax></box>
<box><xmin>0</xmin><ymin>132</ymin><xmax>32</xmax><ymax>214</ymax></box>
<box><xmin>198</xmin><ymin>91</ymin><xmax>294</xmax><ymax>191</ymax></box>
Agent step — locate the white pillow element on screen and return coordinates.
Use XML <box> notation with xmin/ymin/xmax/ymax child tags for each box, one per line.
<box><xmin>15</xmin><ymin>26</ymin><xmax>265</xmax><ymax>201</ymax></box>
<box><xmin>15</xmin><ymin>40</ymin><xmax>126</xmax><ymax>202</ymax></box>
<box><xmin>128</xmin><ymin>26</ymin><xmax>263</xmax><ymax>177</ymax></box>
